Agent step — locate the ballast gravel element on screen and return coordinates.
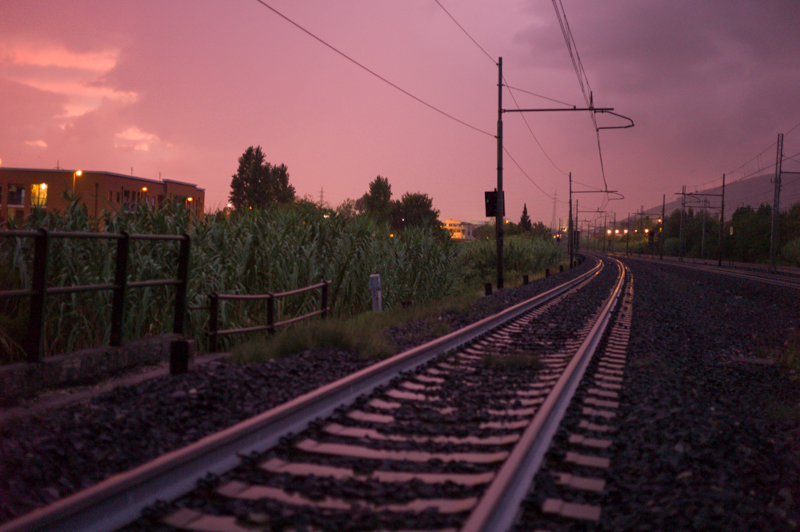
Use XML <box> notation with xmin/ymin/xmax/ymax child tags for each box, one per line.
<box><xmin>0</xmin><ymin>260</ymin><xmax>594</xmax><ymax>525</ymax></box>
<box><xmin>599</xmin><ymin>257</ymin><xmax>800</xmax><ymax>532</ymax></box>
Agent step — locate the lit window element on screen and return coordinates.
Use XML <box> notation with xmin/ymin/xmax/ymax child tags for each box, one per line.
<box><xmin>31</xmin><ymin>183</ymin><xmax>48</xmax><ymax>207</ymax></box>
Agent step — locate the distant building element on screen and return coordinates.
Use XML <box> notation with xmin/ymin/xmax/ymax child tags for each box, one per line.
<box><xmin>442</xmin><ymin>219</ymin><xmax>475</xmax><ymax>240</ymax></box>
<box><xmin>0</xmin><ymin>167</ymin><xmax>204</xmax><ymax>224</ymax></box>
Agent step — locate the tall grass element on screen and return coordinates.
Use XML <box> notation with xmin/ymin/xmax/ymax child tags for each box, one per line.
<box><xmin>0</xmin><ymin>200</ymin><xmax>460</xmax><ymax>358</ymax></box>
<box><xmin>457</xmin><ymin>235</ymin><xmax>564</xmax><ymax>287</ymax></box>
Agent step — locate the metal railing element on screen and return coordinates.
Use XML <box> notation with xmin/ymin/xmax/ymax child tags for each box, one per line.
<box><xmin>0</xmin><ymin>229</ymin><xmax>190</xmax><ymax>362</ymax></box>
<box><xmin>207</xmin><ymin>281</ymin><xmax>330</xmax><ymax>353</ymax></box>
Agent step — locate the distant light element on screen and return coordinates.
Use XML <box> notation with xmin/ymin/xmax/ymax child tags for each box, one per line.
<box><xmin>645</xmin><ymin>228</ymin><xmax>649</xmax><ymax>233</ymax></box>
<box><xmin>141</xmin><ymin>187</ymin><xmax>147</xmax><ymax>192</ymax></box>
<box><xmin>187</xmin><ymin>197</ymin><xmax>193</xmax><ymax>202</ymax></box>
<box><xmin>75</xmin><ymin>170</ymin><xmax>82</xmax><ymax>177</ymax></box>
<box><xmin>41</xmin><ymin>183</ymin><xmax>47</xmax><ymax>190</ymax></box>
<box><xmin>607</xmin><ymin>229</ymin><xmax>612</xmax><ymax>234</ymax></box>
<box><xmin>390</xmin><ymin>233</ymin><xmax>394</xmax><ymax>238</ymax></box>
<box><xmin>615</xmin><ymin>229</ymin><xmax>619</xmax><ymax>234</ymax></box>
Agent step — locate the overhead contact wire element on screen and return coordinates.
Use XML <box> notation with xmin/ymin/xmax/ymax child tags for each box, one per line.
<box><xmin>252</xmin><ymin>0</ymin><xmax>494</xmax><ymax>138</ymax></box>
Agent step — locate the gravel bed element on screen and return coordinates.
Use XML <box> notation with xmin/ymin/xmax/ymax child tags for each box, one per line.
<box><xmin>0</xmin><ymin>260</ymin><xmax>593</xmax><ymax>526</ymax></box>
<box><xmin>520</xmin><ymin>257</ymin><xmax>800</xmax><ymax>531</ymax></box>
<box><xmin>602</xmin><ymin>258</ymin><xmax>800</xmax><ymax>531</ymax></box>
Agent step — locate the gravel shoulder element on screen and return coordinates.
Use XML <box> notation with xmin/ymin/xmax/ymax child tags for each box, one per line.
<box><xmin>601</xmin><ymin>257</ymin><xmax>800</xmax><ymax>531</ymax></box>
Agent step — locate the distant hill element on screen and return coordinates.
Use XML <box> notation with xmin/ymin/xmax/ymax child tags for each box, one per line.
<box><xmin>643</xmin><ymin>172</ymin><xmax>800</xmax><ymax>218</ymax></box>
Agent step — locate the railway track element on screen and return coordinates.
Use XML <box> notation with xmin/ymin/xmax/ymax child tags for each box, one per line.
<box><xmin>618</xmin><ymin>254</ymin><xmax>800</xmax><ymax>290</ymax></box>
<box><xmin>2</xmin><ymin>256</ymin><xmax>631</xmax><ymax>532</ymax></box>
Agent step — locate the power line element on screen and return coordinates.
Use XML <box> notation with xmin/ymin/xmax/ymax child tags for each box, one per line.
<box><xmin>433</xmin><ymin>0</ymin><xmax>494</xmax><ymax>63</ymax></box>
<box><xmin>503</xmin><ymin>75</ymin><xmax>570</xmax><ymax>177</ymax></box>
<box><xmin>251</xmin><ymin>0</ymin><xmax>494</xmax><ymax>138</ymax></box>
<box><xmin>506</xmin><ymin>85</ymin><xmax>576</xmax><ymax>108</ymax></box>
<box><xmin>503</xmin><ymin>147</ymin><xmax>563</xmax><ymax>202</ymax></box>
<box><xmin>551</xmin><ymin>0</ymin><xmax>609</xmax><ymax>191</ymax></box>
<box><xmin>433</xmin><ymin>0</ymin><xmax>573</xmax><ymax>190</ymax></box>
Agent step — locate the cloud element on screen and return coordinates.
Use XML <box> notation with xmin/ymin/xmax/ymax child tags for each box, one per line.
<box><xmin>0</xmin><ymin>41</ymin><xmax>137</xmax><ymax>118</ymax></box>
<box><xmin>25</xmin><ymin>140</ymin><xmax>47</xmax><ymax>148</ymax></box>
<box><xmin>114</xmin><ymin>126</ymin><xmax>160</xmax><ymax>152</ymax></box>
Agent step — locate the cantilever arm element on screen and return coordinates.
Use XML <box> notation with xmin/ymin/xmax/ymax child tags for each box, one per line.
<box><xmin>595</xmin><ymin>110</ymin><xmax>634</xmax><ymax>130</ymax></box>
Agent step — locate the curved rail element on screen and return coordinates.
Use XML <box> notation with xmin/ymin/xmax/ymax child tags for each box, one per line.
<box><xmin>463</xmin><ymin>257</ymin><xmax>626</xmax><ymax>532</ymax></box>
<box><xmin>619</xmin><ymin>254</ymin><xmax>800</xmax><ymax>290</ymax></box>
<box><xmin>0</xmin><ymin>261</ymin><xmax>604</xmax><ymax>532</ymax></box>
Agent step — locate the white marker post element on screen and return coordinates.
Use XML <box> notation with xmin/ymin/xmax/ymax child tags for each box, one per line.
<box><xmin>369</xmin><ymin>274</ymin><xmax>382</xmax><ymax>312</ymax></box>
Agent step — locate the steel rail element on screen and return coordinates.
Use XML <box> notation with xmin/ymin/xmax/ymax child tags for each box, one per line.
<box><xmin>621</xmin><ymin>255</ymin><xmax>800</xmax><ymax>290</ymax></box>
<box><xmin>462</xmin><ymin>257</ymin><xmax>627</xmax><ymax>532</ymax></box>
<box><xmin>0</xmin><ymin>260</ymin><xmax>602</xmax><ymax>532</ymax></box>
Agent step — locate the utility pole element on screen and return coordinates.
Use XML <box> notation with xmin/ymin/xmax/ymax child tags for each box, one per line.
<box><xmin>660</xmin><ymin>195</ymin><xmax>665</xmax><ymax>260</ymax></box>
<box><xmin>718</xmin><ymin>174</ymin><xmax>725</xmax><ymax>266</ymax></box>
<box><xmin>679</xmin><ymin>186</ymin><xmax>686</xmax><ymax>260</ymax></box>
<box><xmin>770</xmin><ymin>133</ymin><xmax>784</xmax><ymax>272</ymax></box>
<box><xmin>701</xmin><ymin>198</ymin><xmax>707</xmax><ymax>259</ymax></box>
<box><xmin>496</xmin><ymin>57</ymin><xmax>504</xmax><ymax>288</ymax></box>
<box><xmin>626</xmin><ymin>212</ymin><xmax>630</xmax><ymax>255</ymax></box>
<box><xmin>611</xmin><ymin>212</ymin><xmax>616</xmax><ymax>253</ymax></box>
<box><xmin>496</xmin><ymin>58</ymin><xmax>632</xmax><ymax>284</ymax></box>
<box><xmin>568</xmin><ymin>173</ymin><xmax>573</xmax><ymax>268</ymax></box>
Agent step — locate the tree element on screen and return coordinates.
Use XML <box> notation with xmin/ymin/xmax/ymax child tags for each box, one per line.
<box><xmin>229</xmin><ymin>146</ymin><xmax>296</xmax><ymax>210</ymax></box>
<box><xmin>357</xmin><ymin>176</ymin><xmax>394</xmax><ymax>224</ymax></box>
<box><xmin>519</xmin><ymin>203</ymin><xmax>532</xmax><ymax>232</ymax></box>
<box><xmin>391</xmin><ymin>192</ymin><xmax>441</xmax><ymax>230</ymax></box>
<box><xmin>531</xmin><ymin>221</ymin><xmax>551</xmax><ymax>240</ymax></box>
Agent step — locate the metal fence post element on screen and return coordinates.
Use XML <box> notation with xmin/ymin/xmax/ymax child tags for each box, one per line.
<box><xmin>321</xmin><ymin>281</ymin><xmax>329</xmax><ymax>320</ymax></box>
<box><xmin>208</xmin><ymin>292</ymin><xmax>219</xmax><ymax>353</ymax></box>
<box><xmin>111</xmin><ymin>231</ymin><xmax>130</xmax><ymax>346</ymax></box>
<box><xmin>25</xmin><ymin>228</ymin><xmax>49</xmax><ymax>362</ymax></box>
<box><xmin>267</xmin><ymin>294</ymin><xmax>275</xmax><ymax>335</ymax></box>
<box><xmin>173</xmin><ymin>234</ymin><xmax>190</xmax><ymax>335</ymax></box>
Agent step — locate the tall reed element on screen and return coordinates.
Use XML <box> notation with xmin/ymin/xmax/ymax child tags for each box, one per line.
<box><xmin>0</xmin><ymin>200</ymin><xmax>459</xmax><ymax>358</ymax></box>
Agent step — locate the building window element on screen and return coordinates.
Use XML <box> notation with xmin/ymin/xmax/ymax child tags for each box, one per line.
<box><xmin>31</xmin><ymin>183</ymin><xmax>48</xmax><ymax>207</ymax></box>
<box><xmin>8</xmin><ymin>184</ymin><xmax>24</xmax><ymax>206</ymax></box>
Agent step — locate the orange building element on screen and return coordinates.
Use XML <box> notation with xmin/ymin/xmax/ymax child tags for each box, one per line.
<box><xmin>0</xmin><ymin>167</ymin><xmax>204</xmax><ymax>224</ymax></box>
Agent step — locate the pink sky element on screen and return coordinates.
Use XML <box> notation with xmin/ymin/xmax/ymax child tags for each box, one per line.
<box><xmin>2</xmin><ymin>0</ymin><xmax>800</xmax><ymax>225</ymax></box>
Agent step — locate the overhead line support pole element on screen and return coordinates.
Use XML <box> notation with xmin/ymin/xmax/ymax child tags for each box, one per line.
<box><xmin>718</xmin><ymin>174</ymin><xmax>725</xmax><ymax>267</ymax></box>
<box><xmin>496</xmin><ymin>57</ymin><xmax>504</xmax><ymax>289</ymax></box>
<box><xmin>770</xmin><ymin>133</ymin><xmax>784</xmax><ymax>273</ymax></box>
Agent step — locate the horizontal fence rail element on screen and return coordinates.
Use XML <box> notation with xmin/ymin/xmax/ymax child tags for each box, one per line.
<box><xmin>207</xmin><ymin>281</ymin><xmax>330</xmax><ymax>353</ymax></box>
<box><xmin>0</xmin><ymin>228</ymin><xmax>190</xmax><ymax>362</ymax></box>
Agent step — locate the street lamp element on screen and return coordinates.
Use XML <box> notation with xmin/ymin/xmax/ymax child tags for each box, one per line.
<box><xmin>72</xmin><ymin>170</ymin><xmax>82</xmax><ymax>195</ymax></box>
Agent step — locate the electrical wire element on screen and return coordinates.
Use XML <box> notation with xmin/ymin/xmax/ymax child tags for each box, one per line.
<box><xmin>251</xmin><ymin>0</ymin><xmax>494</xmax><ymax>138</ymax></box>
<box><xmin>433</xmin><ymin>0</ymin><xmax>576</xmax><ymax>199</ymax></box>
<box><xmin>505</xmin><ymin>85</ymin><xmax>576</xmax><ymax>108</ymax></box>
<box><xmin>551</xmin><ymin>0</ymin><xmax>609</xmax><ymax>191</ymax></box>
<box><xmin>503</xmin><ymin>147</ymin><xmax>558</xmax><ymax>200</ymax></box>
<box><xmin>433</xmin><ymin>0</ymin><xmax>494</xmax><ymax>63</ymax></box>
<box><xmin>503</xmin><ymin>75</ymin><xmax>570</xmax><ymax>178</ymax></box>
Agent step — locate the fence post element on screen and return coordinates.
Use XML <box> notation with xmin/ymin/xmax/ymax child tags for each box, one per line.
<box><xmin>173</xmin><ymin>234</ymin><xmax>190</xmax><ymax>335</ymax></box>
<box><xmin>321</xmin><ymin>281</ymin><xmax>329</xmax><ymax>320</ymax></box>
<box><xmin>208</xmin><ymin>292</ymin><xmax>219</xmax><ymax>353</ymax></box>
<box><xmin>110</xmin><ymin>231</ymin><xmax>129</xmax><ymax>346</ymax></box>
<box><xmin>267</xmin><ymin>294</ymin><xmax>275</xmax><ymax>335</ymax></box>
<box><xmin>25</xmin><ymin>228</ymin><xmax>49</xmax><ymax>362</ymax></box>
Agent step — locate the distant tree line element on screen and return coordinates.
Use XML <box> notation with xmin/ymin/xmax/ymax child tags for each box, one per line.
<box><xmin>228</xmin><ymin>148</ymin><xmax>443</xmax><ymax>235</ymax></box>
<box><xmin>615</xmin><ymin>202</ymin><xmax>800</xmax><ymax>265</ymax></box>
<box><xmin>473</xmin><ymin>203</ymin><xmax>553</xmax><ymax>241</ymax></box>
